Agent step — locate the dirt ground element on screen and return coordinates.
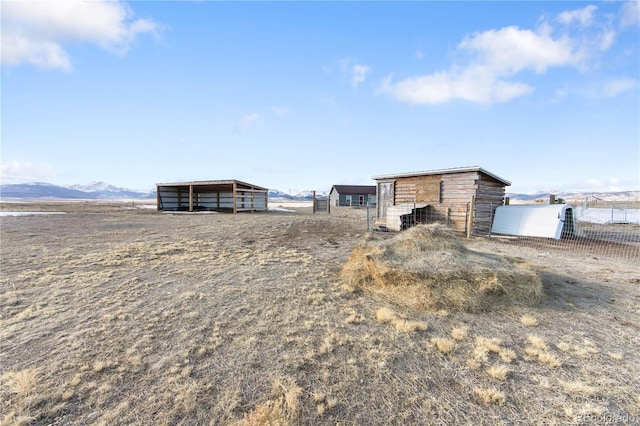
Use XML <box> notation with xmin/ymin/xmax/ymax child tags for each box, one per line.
<box><xmin>1</xmin><ymin>202</ymin><xmax>639</xmax><ymax>425</ymax></box>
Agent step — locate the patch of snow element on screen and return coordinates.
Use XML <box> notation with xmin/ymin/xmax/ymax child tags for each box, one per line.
<box><xmin>120</xmin><ymin>204</ymin><xmax>157</xmax><ymax>210</ymax></box>
<box><xmin>0</xmin><ymin>212</ymin><xmax>66</xmax><ymax>217</ymax></box>
<box><xmin>575</xmin><ymin>207</ymin><xmax>640</xmax><ymax>225</ymax></box>
<box><xmin>162</xmin><ymin>211</ymin><xmax>219</xmax><ymax>214</ymax></box>
<box><xmin>269</xmin><ymin>206</ymin><xmax>297</xmax><ymax>212</ymax></box>
<box><xmin>271</xmin><ymin>201</ymin><xmax>313</xmax><ymax>208</ymax></box>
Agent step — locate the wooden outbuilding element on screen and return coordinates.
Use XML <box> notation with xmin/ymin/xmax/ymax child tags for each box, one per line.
<box><xmin>329</xmin><ymin>185</ymin><xmax>377</xmax><ymax>207</ymax></box>
<box><xmin>372</xmin><ymin>166</ymin><xmax>510</xmax><ymax>235</ymax></box>
<box><xmin>156</xmin><ymin>180</ymin><xmax>268</xmax><ymax>213</ymax></box>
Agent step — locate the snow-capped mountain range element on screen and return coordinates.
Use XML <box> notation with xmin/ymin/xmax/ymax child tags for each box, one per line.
<box><xmin>0</xmin><ymin>181</ymin><xmax>637</xmax><ymax>202</ymax></box>
<box><xmin>0</xmin><ymin>182</ymin><xmax>329</xmax><ymax>201</ymax></box>
<box><xmin>0</xmin><ymin>182</ymin><xmax>155</xmax><ymax>200</ymax></box>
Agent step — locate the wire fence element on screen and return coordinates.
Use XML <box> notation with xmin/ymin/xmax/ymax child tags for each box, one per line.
<box><xmin>485</xmin><ymin>202</ymin><xmax>640</xmax><ymax>262</ymax></box>
<box><xmin>321</xmin><ymin>198</ymin><xmax>640</xmax><ymax>263</ymax></box>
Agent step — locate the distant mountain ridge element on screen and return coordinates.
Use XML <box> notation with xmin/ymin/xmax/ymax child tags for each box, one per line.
<box><xmin>0</xmin><ymin>182</ymin><xmax>329</xmax><ymax>201</ymax></box>
<box><xmin>0</xmin><ymin>182</ymin><xmax>155</xmax><ymax>200</ymax></box>
<box><xmin>0</xmin><ymin>181</ymin><xmax>636</xmax><ymax>203</ymax></box>
<box><xmin>506</xmin><ymin>190</ymin><xmax>640</xmax><ymax>203</ymax></box>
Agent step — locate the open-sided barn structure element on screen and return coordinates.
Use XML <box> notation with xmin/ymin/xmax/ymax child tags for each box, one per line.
<box><xmin>156</xmin><ymin>180</ymin><xmax>268</xmax><ymax>213</ymax></box>
<box><xmin>372</xmin><ymin>166</ymin><xmax>510</xmax><ymax>235</ymax></box>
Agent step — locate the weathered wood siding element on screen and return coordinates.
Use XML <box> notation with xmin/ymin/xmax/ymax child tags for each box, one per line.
<box><xmin>387</xmin><ymin>171</ymin><xmax>506</xmax><ymax>234</ymax></box>
<box><xmin>394</xmin><ymin>175</ymin><xmax>441</xmax><ymax>204</ymax></box>
<box><xmin>472</xmin><ymin>175</ymin><xmax>506</xmax><ymax>235</ymax></box>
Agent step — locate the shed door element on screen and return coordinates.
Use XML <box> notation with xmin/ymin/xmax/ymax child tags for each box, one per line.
<box><xmin>377</xmin><ymin>181</ymin><xmax>394</xmax><ymax>220</ymax></box>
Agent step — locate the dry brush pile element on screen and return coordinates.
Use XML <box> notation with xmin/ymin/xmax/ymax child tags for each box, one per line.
<box><xmin>340</xmin><ymin>224</ymin><xmax>543</xmax><ymax>312</ymax></box>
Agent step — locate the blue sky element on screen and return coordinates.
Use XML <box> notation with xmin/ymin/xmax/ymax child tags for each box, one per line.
<box><xmin>1</xmin><ymin>1</ymin><xmax>639</xmax><ymax>194</ymax></box>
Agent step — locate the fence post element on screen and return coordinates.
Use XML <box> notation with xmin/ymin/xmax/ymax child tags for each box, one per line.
<box><xmin>611</xmin><ymin>202</ymin><xmax>614</xmax><ymax>222</ymax></box>
<box><xmin>466</xmin><ymin>196</ymin><xmax>475</xmax><ymax>238</ymax></box>
<box><xmin>366</xmin><ymin>201</ymin><xmax>370</xmax><ymax>231</ymax></box>
<box><xmin>489</xmin><ymin>203</ymin><xmax>493</xmax><ymax>236</ymax></box>
<box><xmin>312</xmin><ymin>191</ymin><xmax>316</xmax><ymax>214</ymax></box>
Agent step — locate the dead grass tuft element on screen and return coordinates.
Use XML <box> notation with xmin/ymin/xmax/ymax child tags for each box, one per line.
<box><xmin>473</xmin><ymin>387</ymin><xmax>506</xmax><ymax>405</ymax></box>
<box><xmin>474</xmin><ymin>337</ymin><xmax>516</xmax><ymax>364</ymax></box>
<box><xmin>239</xmin><ymin>377</ymin><xmax>302</xmax><ymax>426</ymax></box>
<box><xmin>526</xmin><ymin>334</ymin><xmax>548</xmax><ymax>350</ymax></box>
<box><xmin>1</xmin><ymin>369</ymin><xmax>37</xmax><ymax>395</ymax></box>
<box><xmin>486</xmin><ymin>364</ymin><xmax>510</xmax><ymax>381</ymax></box>
<box><xmin>345</xmin><ymin>309</ymin><xmax>365</xmax><ymax>324</ymax></box>
<box><xmin>520</xmin><ymin>314</ymin><xmax>539</xmax><ymax>327</ymax></box>
<box><xmin>525</xmin><ymin>335</ymin><xmax>562</xmax><ymax>367</ymax></box>
<box><xmin>375</xmin><ymin>307</ymin><xmax>427</xmax><ymax>333</ymax></box>
<box><xmin>451</xmin><ymin>326</ymin><xmax>469</xmax><ymax>341</ymax></box>
<box><xmin>561</xmin><ymin>381</ymin><xmax>596</xmax><ymax>396</ymax></box>
<box><xmin>430</xmin><ymin>337</ymin><xmax>456</xmax><ymax>354</ymax></box>
<box><xmin>340</xmin><ymin>224</ymin><xmax>542</xmax><ymax>312</ymax></box>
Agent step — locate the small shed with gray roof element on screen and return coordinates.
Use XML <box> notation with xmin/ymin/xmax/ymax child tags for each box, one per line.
<box><xmin>329</xmin><ymin>185</ymin><xmax>377</xmax><ymax>207</ymax></box>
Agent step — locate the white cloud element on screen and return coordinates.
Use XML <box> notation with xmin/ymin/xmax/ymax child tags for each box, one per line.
<box><xmin>602</xmin><ymin>78</ymin><xmax>639</xmax><ymax>97</ymax></box>
<box><xmin>381</xmin><ymin>25</ymin><xmax>574</xmax><ymax>104</ymax></box>
<box><xmin>415</xmin><ymin>49</ymin><xmax>424</xmax><ymax>60</ymax></box>
<box><xmin>577</xmin><ymin>177</ymin><xmax>638</xmax><ymax>192</ymax></box>
<box><xmin>557</xmin><ymin>5</ymin><xmax>598</xmax><ymax>27</ymax></box>
<box><xmin>236</xmin><ymin>113</ymin><xmax>263</xmax><ymax>131</ymax></box>
<box><xmin>1</xmin><ymin>0</ymin><xmax>159</xmax><ymax>70</ymax></box>
<box><xmin>1</xmin><ymin>161</ymin><xmax>56</xmax><ymax>184</ymax></box>
<box><xmin>620</xmin><ymin>1</ymin><xmax>640</xmax><ymax>28</ymax></box>
<box><xmin>381</xmin><ymin>4</ymin><xmax>630</xmax><ymax>105</ymax></box>
<box><xmin>351</xmin><ymin>64</ymin><xmax>371</xmax><ymax>89</ymax></box>
<box><xmin>380</xmin><ymin>69</ymin><xmax>534</xmax><ymax>105</ymax></box>
<box><xmin>458</xmin><ymin>26</ymin><xmax>581</xmax><ymax>74</ymax></box>
<box><xmin>271</xmin><ymin>106</ymin><xmax>292</xmax><ymax>118</ymax></box>
<box><xmin>1</xmin><ymin>35</ymin><xmax>72</xmax><ymax>70</ymax></box>
<box><xmin>597</xmin><ymin>29</ymin><xmax>616</xmax><ymax>51</ymax></box>
<box><xmin>338</xmin><ymin>58</ymin><xmax>372</xmax><ymax>89</ymax></box>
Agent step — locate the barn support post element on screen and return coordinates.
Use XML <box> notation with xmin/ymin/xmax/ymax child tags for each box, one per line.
<box><xmin>156</xmin><ymin>186</ymin><xmax>161</xmax><ymax>211</ymax></box>
<box><xmin>189</xmin><ymin>185</ymin><xmax>194</xmax><ymax>212</ymax></box>
<box><xmin>232</xmin><ymin>182</ymin><xmax>237</xmax><ymax>214</ymax></box>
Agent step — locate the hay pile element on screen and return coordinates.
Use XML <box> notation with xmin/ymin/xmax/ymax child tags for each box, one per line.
<box><xmin>340</xmin><ymin>224</ymin><xmax>542</xmax><ymax>312</ymax></box>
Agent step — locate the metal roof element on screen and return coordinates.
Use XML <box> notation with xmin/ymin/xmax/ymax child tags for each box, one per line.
<box><xmin>156</xmin><ymin>179</ymin><xmax>268</xmax><ymax>191</ymax></box>
<box><xmin>372</xmin><ymin>166</ymin><xmax>511</xmax><ymax>186</ymax></box>
<box><xmin>330</xmin><ymin>185</ymin><xmax>376</xmax><ymax>195</ymax></box>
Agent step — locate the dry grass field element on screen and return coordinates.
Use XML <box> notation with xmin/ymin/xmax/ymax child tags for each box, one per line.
<box><xmin>1</xmin><ymin>201</ymin><xmax>639</xmax><ymax>425</ymax></box>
